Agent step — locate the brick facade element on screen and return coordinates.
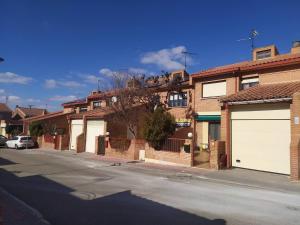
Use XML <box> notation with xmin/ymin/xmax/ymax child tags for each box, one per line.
<box><xmin>104</xmin><ymin>138</ymin><xmax>145</xmax><ymax>160</ymax></box>
<box><xmin>145</xmin><ymin>142</ymin><xmax>192</xmax><ymax>166</ymax></box>
<box><xmin>290</xmin><ymin>92</ymin><xmax>300</xmax><ymax>180</ymax></box>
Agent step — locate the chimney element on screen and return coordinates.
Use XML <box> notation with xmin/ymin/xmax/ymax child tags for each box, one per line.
<box><xmin>291</xmin><ymin>41</ymin><xmax>300</xmax><ymax>54</ymax></box>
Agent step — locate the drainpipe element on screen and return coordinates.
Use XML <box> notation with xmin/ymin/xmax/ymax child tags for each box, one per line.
<box><xmin>225</xmin><ymin>103</ymin><xmax>231</xmax><ymax>168</ymax></box>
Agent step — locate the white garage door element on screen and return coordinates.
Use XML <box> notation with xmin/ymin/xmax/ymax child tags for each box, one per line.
<box><xmin>85</xmin><ymin>120</ymin><xmax>106</xmax><ymax>153</ymax></box>
<box><xmin>231</xmin><ymin>103</ymin><xmax>291</xmax><ymax>174</ymax></box>
<box><xmin>70</xmin><ymin>120</ymin><xmax>83</xmax><ymax>150</ymax></box>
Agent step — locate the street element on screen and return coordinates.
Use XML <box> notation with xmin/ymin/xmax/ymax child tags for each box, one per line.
<box><xmin>0</xmin><ymin>148</ymin><xmax>300</xmax><ymax>225</ymax></box>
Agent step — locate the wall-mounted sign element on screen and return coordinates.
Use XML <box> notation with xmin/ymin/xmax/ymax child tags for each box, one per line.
<box><xmin>176</xmin><ymin>118</ymin><xmax>191</xmax><ymax>127</ymax></box>
<box><xmin>294</xmin><ymin>116</ymin><xmax>299</xmax><ymax>125</ymax></box>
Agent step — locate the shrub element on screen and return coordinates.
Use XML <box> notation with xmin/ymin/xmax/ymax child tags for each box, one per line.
<box><xmin>143</xmin><ymin>107</ymin><xmax>176</xmax><ymax>149</ymax></box>
<box><xmin>29</xmin><ymin>121</ymin><xmax>44</xmax><ymax>137</ymax></box>
<box><xmin>5</xmin><ymin>125</ymin><xmax>22</xmax><ymax>136</ymax></box>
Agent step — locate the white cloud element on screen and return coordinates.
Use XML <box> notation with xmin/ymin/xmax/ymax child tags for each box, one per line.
<box><xmin>0</xmin><ymin>95</ymin><xmax>21</xmax><ymax>103</ymax></box>
<box><xmin>0</xmin><ymin>72</ymin><xmax>33</xmax><ymax>84</ymax></box>
<box><xmin>49</xmin><ymin>95</ymin><xmax>77</xmax><ymax>102</ymax></box>
<box><xmin>128</xmin><ymin>67</ymin><xmax>148</xmax><ymax>74</ymax></box>
<box><xmin>26</xmin><ymin>98</ymin><xmax>41</xmax><ymax>103</ymax></box>
<box><xmin>63</xmin><ymin>81</ymin><xmax>84</xmax><ymax>88</ymax></box>
<box><xmin>141</xmin><ymin>46</ymin><xmax>192</xmax><ymax>71</ymax></box>
<box><xmin>45</xmin><ymin>79</ymin><xmax>57</xmax><ymax>88</ymax></box>
<box><xmin>45</xmin><ymin>79</ymin><xmax>84</xmax><ymax>89</ymax></box>
<box><xmin>99</xmin><ymin>68</ymin><xmax>114</xmax><ymax>77</ymax></box>
<box><xmin>80</xmin><ymin>74</ymin><xmax>102</xmax><ymax>84</ymax></box>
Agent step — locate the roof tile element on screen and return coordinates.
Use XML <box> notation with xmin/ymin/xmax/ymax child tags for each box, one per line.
<box><xmin>221</xmin><ymin>81</ymin><xmax>300</xmax><ymax>103</ymax></box>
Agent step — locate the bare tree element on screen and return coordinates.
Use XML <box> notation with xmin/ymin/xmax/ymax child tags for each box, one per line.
<box><xmin>102</xmin><ymin>71</ymin><xmax>160</xmax><ymax>138</ymax></box>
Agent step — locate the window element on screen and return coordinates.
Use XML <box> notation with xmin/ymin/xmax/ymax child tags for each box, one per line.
<box><xmin>240</xmin><ymin>77</ymin><xmax>259</xmax><ymax>90</ymax></box>
<box><xmin>168</xmin><ymin>92</ymin><xmax>187</xmax><ymax>107</ymax></box>
<box><xmin>209</xmin><ymin>122</ymin><xmax>220</xmax><ymax>141</ymax></box>
<box><xmin>202</xmin><ymin>81</ymin><xmax>226</xmax><ymax>98</ymax></box>
<box><xmin>93</xmin><ymin>101</ymin><xmax>101</xmax><ymax>108</ymax></box>
<box><xmin>21</xmin><ymin>137</ymin><xmax>32</xmax><ymax>141</ymax></box>
<box><xmin>79</xmin><ymin>107</ymin><xmax>87</xmax><ymax>112</ymax></box>
<box><xmin>256</xmin><ymin>49</ymin><xmax>271</xmax><ymax>60</ymax></box>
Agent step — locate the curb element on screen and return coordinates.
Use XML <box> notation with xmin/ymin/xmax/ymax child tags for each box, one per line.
<box><xmin>0</xmin><ymin>187</ymin><xmax>51</xmax><ymax>225</ymax></box>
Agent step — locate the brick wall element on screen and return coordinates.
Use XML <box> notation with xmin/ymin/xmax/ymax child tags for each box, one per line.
<box><xmin>194</xmin><ymin>76</ymin><xmax>237</xmax><ymax>113</ymax></box>
<box><xmin>290</xmin><ymin>92</ymin><xmax>300</xmax><ymax>180</ymax></box>
<box><xmin>259</xmin><ymin>67</ymin><xmax>300</xmax><ymax>85</ymax></box>
<box><xmin>145</xmin><ymin>142</ymin><xmax>192</xmax><ymax>166</ymax></box>
<box><xmin>210</xmin><ymin>140</ymin><xmax>226</xmax><ymax>169</ymax></box>
<box><xmin>104</xmin><ymin>138</ymin><xmax>145</xmax><ymax>160</ymax></box>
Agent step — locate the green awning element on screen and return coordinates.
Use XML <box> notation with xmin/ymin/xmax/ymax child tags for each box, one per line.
<box><xmin>195</xmin><ymin>115</ymin><xmax>220</xmax><ymax>121</ymax></box>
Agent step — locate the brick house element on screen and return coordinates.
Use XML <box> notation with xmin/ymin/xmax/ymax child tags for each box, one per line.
<box><xmin>62</xmin><ymin>70</ymin><xmax>195</xmax><ymax>164</ymax></box>
<box><xmin>0</xmin><ymin>104</ymin><xmax>47</xmax><ymax>137</ymax></box>
<box><xmin>23</xmin><ymin>111</ymin><xmax>73</xmax><ymax>150</ymax></box>
<box><xmin>0</xmin><ymin>103</ymin><xmax>12</xmax><ymax>136</ymax></box>
<box><xmin>191</xmin><ymin>41</ymin><xmax>300</xmax><ymax>180</ymax></box>
<box><xmin>143</xmin><ymin>70</ymin><xmax>194</xmax><ymax>166</ymax></box>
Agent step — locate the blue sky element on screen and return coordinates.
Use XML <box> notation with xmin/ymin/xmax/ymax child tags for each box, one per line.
<box><xmin>1</xmin><ymin>0</ymin><xmax>300</xmax><ymax>111</ymax></box>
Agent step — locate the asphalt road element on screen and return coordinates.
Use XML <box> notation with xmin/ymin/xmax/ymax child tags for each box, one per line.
<box><xmin>0</xmin><ymin>148</ymin><xmax>300</xmax><ymax>225</ymax></box>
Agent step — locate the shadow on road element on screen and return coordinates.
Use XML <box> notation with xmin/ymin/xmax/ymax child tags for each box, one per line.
<box><xmin>0</xmin><ymin>167</ymin><xmax>226</xmax><ymax>225</ymax></box>
<box><xmin>0</xmin><ymin>157</ymin><xmax>18</xmax><ymax>166</ymax></box>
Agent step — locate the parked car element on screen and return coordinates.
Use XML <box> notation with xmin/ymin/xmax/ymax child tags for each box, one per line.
<box><xmin>0</xmin><ymin>135</ymin><xmax>7</xmax><ymax>147</ymax></box>
<box><xmin>6</xmin><ymin>136</ymin><xmax>35</xmax><ymax>149</ymax></box>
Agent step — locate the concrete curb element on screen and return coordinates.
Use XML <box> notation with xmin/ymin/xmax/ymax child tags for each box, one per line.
<box><xmin>0</xmin><ymin>187</ymin><xmax>51</xmax><ymax>225</ymax></box>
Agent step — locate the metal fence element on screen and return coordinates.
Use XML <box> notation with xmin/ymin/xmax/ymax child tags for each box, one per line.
<box><xmin>109</xmin><ymin>137</ymin><xmax>131</xmax><ymax>151</ymax></box>
<box><xmin>160</xmin><ymin>138</ymin><xmax>185</xmax><ymax>152</ymax></box>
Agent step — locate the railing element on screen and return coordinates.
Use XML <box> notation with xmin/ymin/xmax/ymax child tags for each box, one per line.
<box><xmin>160</xmin><ymin>138</ymin><xmax>185</xmax><ymax>152</ymax></box>
<box><xmin>109</xmin><ymin>137</ymin><xmax>131</xmax><ymax>151</ymax></box>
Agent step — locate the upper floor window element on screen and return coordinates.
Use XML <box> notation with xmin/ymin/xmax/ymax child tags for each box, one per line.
<box><xmin>256</xmin><ymin>49</ymin><xmax>271</xmax><ymax>60</ymax></box>
<box><xmin>202</xmin><ymin>81</ymin><xmax>226</xmax><ymax>98</ymax></box>
<box><xmin>240</xmin><ymin>77</ymin><xmax>259</xmax><ymax>90</ymax></box>
<box><xmin>93</xmin><ymin>101</ymin><xmax>101</xmax><ymax>108</ymax></box>
<box><xmin>79</xmin><ymin>107</ymin><xmax>87</xmax><ymax>112</ymax></box>
<box><xmin>168</xmin><ymin>92</ymin><xmax>187</xmax><ymax>107</ymax></box>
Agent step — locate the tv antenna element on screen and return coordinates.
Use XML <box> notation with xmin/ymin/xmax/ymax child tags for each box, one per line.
<box><xmin>181</xmin><ymin>51</ymin><xmax>197</xmax><ymax>70</ymax></box>
<box><xmin>237</xmin><ymin>29</ymin><xmax>259</xmax><ymax>50</ymax></box>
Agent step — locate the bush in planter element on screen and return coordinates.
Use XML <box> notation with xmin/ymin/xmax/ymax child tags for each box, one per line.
<box><xmin>143</xmin><ymin>107</ymin><xmax>176</xmax><ymax>150</ymax></box>
<box><xmin>29</xmin><ymin>121</ymin><xmax>44</xmax><ymax>137</ymax></box>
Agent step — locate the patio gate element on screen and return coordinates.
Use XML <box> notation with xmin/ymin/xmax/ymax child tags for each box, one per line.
<box><xmin>97</xmin><ymin>135</ymin><xmax>105</xmax><ymax>155</ymax></box>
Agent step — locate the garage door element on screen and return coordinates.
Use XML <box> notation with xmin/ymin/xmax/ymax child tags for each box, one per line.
<box><xmin>70</xmin><ymin>120</ymin><xmax>83</xmax><ymax>150</ymax></box>
<box><xmin>85</xmin><ymin>120</ymin><xmax>106</xmax><ymax>153</ymax></box>
<box><xmin>231</xmin><ymin>103</ymin><xmax>290</xmax><ymax>174</ymax></box>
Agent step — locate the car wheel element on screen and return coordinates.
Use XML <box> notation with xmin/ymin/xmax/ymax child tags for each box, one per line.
<box><xmin>15</xmin><ymin>144</ymin><xmax>19</xmax><ymax>150</ymax></box>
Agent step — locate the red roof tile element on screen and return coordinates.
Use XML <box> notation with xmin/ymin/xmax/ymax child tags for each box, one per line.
<box><xmin>220</xmin><ymin>81</ymin><xmax>300</xmax><ymax>103</ymax></box>
<box><xmin>0</xmin><ymin>103</ymin><xmax>12</xmax><ymax>112</ymax></box>
<box><xmin>192</xmin><ymin>53</ymin><xmax>300</xmax><ymax>79</ymax></box>
<box><xmin>16</xmin><ymin>107</ymin><xmax>46</xmax><ymax>117</ymax></box>
<box><xmin>23</xmin><ymin>111</ymin><xmax>72</xmax><ymax>122</ymax></box>
<box><xmin>68</xmin><ymin>108</ymin><xmax>115</xmax><ymax>120</ymax></box>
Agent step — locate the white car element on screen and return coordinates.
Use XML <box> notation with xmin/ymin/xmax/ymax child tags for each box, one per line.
<box><xmin>6</xmin><ymin>136</ymin><xmax>35</xmax><ymax>149</ymax></box>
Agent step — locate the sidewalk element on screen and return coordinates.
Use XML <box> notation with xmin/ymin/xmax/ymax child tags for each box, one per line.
<box><xmin>0</xmin><ymin>187</ymin><xmax>50</xmax><ymax>225</ymax></box>
<box><xmin>34</xmin><ymin>148</ymin><xmax>300</xmax><ymax>193</ymax></box>
<box><xmin>133</xmin><ymin>162</ymin><xmax>300</xmax><ymax>193</ymax></box>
